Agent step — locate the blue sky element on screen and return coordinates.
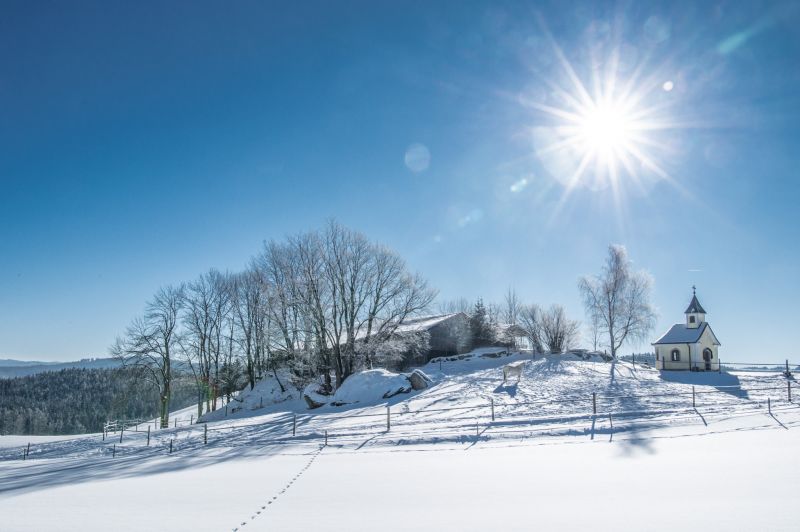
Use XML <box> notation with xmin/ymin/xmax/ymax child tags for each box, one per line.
<box><xmin>2</xmin><ymin>1</ymin><xmax>798</xmax><ymax>362</ymax></box>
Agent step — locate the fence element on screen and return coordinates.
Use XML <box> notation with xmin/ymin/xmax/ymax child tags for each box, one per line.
<box><xmin>15</xmin><ymin>375</ymin><xmax>799</xmax><ymax>462</ymax></box>
<box><xmin>721</xmin><ymin>360</ymin><xmax>797</xmax><ymax>374</ymax></box>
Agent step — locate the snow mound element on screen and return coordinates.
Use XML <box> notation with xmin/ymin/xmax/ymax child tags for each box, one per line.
<box><xmin>332</xmin><ymin>369</ymin><xmax>412</xmax><ymax>405</ymax></box>
<box><xmin>201</xmin><ymin>371</ymin><xmax>300</xmax><ymax>421</ymax></box>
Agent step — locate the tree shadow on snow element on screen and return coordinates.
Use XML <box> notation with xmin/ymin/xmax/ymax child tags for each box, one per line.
<box><xmin>0</xmin><ymin>412</ymin><xmax>323</xmax><ymax>497</ymax></box>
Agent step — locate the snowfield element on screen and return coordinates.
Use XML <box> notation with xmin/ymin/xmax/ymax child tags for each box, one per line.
<box><xmin>1</xmin><ymin>354</ymin><xmax>798</xmax><ymax>531</ymax></box>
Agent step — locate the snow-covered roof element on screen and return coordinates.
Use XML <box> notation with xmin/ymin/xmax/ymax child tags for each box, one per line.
<box><xmin>652</xmin><ymin>322</ymin><xmax>720</xmax><ymax>345</ymax></box>
<box><xmin>392</xmin><ymin>313</ymin><xmax>466</xmax><ymax>334</ymax></box>
<box><xmin>348</xmin><ymin>313</ymin><xmax>466</xmax><ymax>342</ymax></box>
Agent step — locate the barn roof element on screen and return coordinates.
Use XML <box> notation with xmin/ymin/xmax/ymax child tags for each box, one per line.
<box><xmin>652</xmin><ymin>322</ymin><xmax>720</xmax><ymax>346</ymax></box>
<box><xmin>392</xmin><ymin>313</ymin><xmax>466</xmax><ymax>333</ymax></box>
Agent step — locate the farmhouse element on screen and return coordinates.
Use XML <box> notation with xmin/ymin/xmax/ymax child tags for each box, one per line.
<box><xmin>652</xmin><ymin>288</ymin><xmax>721</xmax><ymax>371</ymax></box>
<box><xmin>392</xmin><ymin>313</ymin><xmax>471</xmax><ymax>365</ymax></box>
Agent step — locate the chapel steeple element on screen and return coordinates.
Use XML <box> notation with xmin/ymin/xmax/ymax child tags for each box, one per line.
<box><xmin>685</xmin><ymin>286</ymin><xmax>706</xmax><ymax>328</ymax></box>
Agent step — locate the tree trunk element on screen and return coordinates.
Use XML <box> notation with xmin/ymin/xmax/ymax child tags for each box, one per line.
<box><xmin>160</xmin><ymin>388</ymin><xmax>169</xmax><ymax>429</ymax></box>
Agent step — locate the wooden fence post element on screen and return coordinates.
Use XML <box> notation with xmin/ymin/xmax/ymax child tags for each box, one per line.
<box><xmin>147</xmin><ymin>426</ymin><xmax>150</xmax><ymax>446</ymax></box>
<box><xmin>324</xmin><ymin>430</ymin><xmax>328</xmax><ymax>447</ymax></box>
<box><xmin>260</xmin><ymin>396</ymin><xmax>263</xmax><ymax>408</ymax></box>
<box><xmin>292</xmin><ymin>415</ymin><xmax>296</xmax><ymax>437</ymax></box>
<box><xmin>608</xmin><ymin>413</ymin><xmax>613</xmax><ymax>434</ymax></box>
<box><xmin>169</xmin><ymin>439</ymin><xmax>173</xmax><ymax>454</ymax></box>
<box><xmin>692</xmin><ymin>386</ymin><xmax>696</xmax><ymax>408</ymax></box>
<box><xmin>26</xmin><ymin>442</ymin><xmax>30</xmax><ymax>459</ymax></box>
<box><xmin>190</xmin><ymin>415</ymin><xmax>193</xmax><ymax>425</ymax></box>
<box><xmin>112</xmin><ymin>444</ymin><xmax>116</xmax><ymax>458</ymax></box>
<box><xmin>592</xmin><ymin>392</ymin><xmax>597</xmax><ymax>415</ymax></box>
<box><xmin>225</xmin><ymin>405</ymin><xmax>228</xmax><ymax>417</ymax></box>
<box><xmin>204</xmin><ymin>423</ymin><xmax>208</xmax><ymax>445</ymax></box>
<box><xmin>119</xmin><ymin>425</ymin><xmax>124</xmax><ymax>444</ymax></box>
<box><xmin>22</xmin><ymin>448</ymin><xmax>26</xmax><ymax>461</ymax></box>
<box><xmin>102</xmin><ymin>427</ymin><xmax>106</xmax><ymax>441</ymax></box>
<box><xmin>768</xmin><ymin>397</ymin><xmax>771</xmax><ymax>415</ymax></box>
<box><xmin>386</xmin><ymin>406</ymin><xmax>391</xmax><ymax>431</ymax></box>
<box><xmin>786</xmin><ymin>359</ymin><xmax>790</xmax><ymax>376</ymax></box>
<box><xmin>491</xmin><ymin>398</ymin><xmax>495</xmax><ymax>422</ymax></box>
<box><xmin>789</xmin><ymin>381</ymin><xmax>792</xmax><ymax>403</ymax></box>
<box><xmin>174</xmin><ymin>418</ymin><xmax>177</xmax><ymax>428</ymax></box>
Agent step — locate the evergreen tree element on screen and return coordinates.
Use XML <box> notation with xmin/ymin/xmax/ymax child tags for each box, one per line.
<box><xmin>0</xmin><ymin>367</ymin><xmax>196</xmax><ymax>436</ymax></box>
<box><xmin>469</xmin><ymin>298</ymin><xmax>495</xmax><ymax>348</ymax></box>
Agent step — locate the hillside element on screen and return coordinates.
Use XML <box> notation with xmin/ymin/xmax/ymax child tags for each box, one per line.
<box><xmin>0</xmin><ymin>357</ymin><xmax>121</xmax><ymax>379</ymax></box>
<box><xmin>0</xmin><ymin>367</ymin><xmax>197</xmax><ymax>435</ymax></box>
<box><xmin>1</xmin><ymin>353</ymin><xmax>797</xmax><ymax>531</ymax></box>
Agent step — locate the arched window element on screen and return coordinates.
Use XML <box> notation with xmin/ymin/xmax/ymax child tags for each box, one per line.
<box><xmin>671</xmin><ymin>349</ymin><xmax>680</xmax><ymax>362</ymax></box>
<box><xmin>703</xmin><ymin>348</ymin><xmax>713</xmax><ymax>361</ymax></box>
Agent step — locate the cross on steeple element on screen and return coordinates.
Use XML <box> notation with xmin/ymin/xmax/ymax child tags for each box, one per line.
<box><xmin>692</xmin><ymin>285</ymin><xmax>696</xmax><ymax>296</ymax></box>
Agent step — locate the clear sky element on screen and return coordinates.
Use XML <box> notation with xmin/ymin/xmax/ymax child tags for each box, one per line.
<box><xmin>2</xmin><ymin>1</ymin><xmax>799</xmax><ymax>362</ymax></box>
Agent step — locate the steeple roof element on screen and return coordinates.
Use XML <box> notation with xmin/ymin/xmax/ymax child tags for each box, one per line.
<box><xmin>684</xmin><ymin>287</ymin><xmax>707</xmax><ymax>314</ymax></box>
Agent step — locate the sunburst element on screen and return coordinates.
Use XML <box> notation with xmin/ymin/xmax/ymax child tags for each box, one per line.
<box><xmin>521</xmin><ymin>29</ymin><xmax>688</xmax><ymax>216</ymax></box>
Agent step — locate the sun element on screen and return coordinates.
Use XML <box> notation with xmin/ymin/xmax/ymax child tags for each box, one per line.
<box><xmin>520</xmin><ymin>33</ymin><xmax>681</xmax><ymax>199</ymax></box>
<box><xmin>578</xmin><ymin>102</ymin><xmax>633</xmax><ymax>157</ymax></box>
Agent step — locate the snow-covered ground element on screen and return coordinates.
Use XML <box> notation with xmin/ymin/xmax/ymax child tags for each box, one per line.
<box><xmin>1</xmin><ymin>354</ymin><xmax>797</xmax><ymax>531</ymax></box>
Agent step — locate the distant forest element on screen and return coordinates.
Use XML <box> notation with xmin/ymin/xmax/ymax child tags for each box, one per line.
<box><xmin>0</xmin><ymin>367</ymin><xmax>196</xmax><ymax>435</ymax></box>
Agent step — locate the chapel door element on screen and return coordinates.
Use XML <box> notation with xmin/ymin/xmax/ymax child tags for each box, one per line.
<box><xmin>703</xmin><ymin>348</ymin><xmax>712</xmax><ymax>371</ymax></box>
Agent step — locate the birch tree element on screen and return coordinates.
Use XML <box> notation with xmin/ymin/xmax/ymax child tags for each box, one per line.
<box><xmin>578</xmin><ymin>245</ymin><xmax>656</xmax><ymax>357</ymax></box>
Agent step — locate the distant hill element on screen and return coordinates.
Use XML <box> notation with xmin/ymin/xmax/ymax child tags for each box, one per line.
<box><xmin>0</xmin><ymin>357</ymin><xmax>121</xmax><ymax>378</ymax></box>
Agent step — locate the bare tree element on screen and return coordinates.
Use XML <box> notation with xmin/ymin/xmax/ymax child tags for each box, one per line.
<box><xmin>320</xmin><ymin>221</ymin><xmax>435</xmax><ymax>387</ymax></box>
<box><xmin>231</xmin><ymin>268</ymin><xmax>265</xmax><ymax>390</ymax></box>
<box><xmin>587</xmin><ymin>310</ymin><xmax>601</xmax><ymax>352</ymax></box>
<box><xmin>578</xmin><ymin>245</ymin><xmax>656</xmax><ymax>357</ymax></box>
<box><xmin>359</xmin><ymin>246</ymin><xmax>437</xmax><ymax>368</ymax></box>
<box><xmin>112</xmin><ymin>284</ymin><xmax>184</xmax><ymax>428</ymax></box>
<box><xmin>540</xmin><ymin>305</ymin><xmax>580</xmax><ymax>353</ymax></box>
<box><xmin>502</xmin><ymin>287</ymin><xmax>521</xmax><ymax>325</ymax></box>
<box><xmin>283</xmin><ymin>233</ymin><xmax>331</xmax><ymax>390</ymax></box>
<box><xmin>114</xmin><ymin>220</ymin><xmax>438</xmax><ymax>407</ymax></box>
<box><xmin>518</xmin><ymin>304</ymin><xmax>544</xmax><ymax>353</ymax></box>
<box><xmin>438</xmin><ymin>297</ymin><xmax>471</xmax><ymax>315</ymax></box>
<box><xmin>486</xmin><ymin>302</ymin><xmax>501</xmax><ymax>328</ymax></box>
<box><xmin>183</xmin><ymin>272</ymin><xmax>215</xmax><ymax>418</ymax></box>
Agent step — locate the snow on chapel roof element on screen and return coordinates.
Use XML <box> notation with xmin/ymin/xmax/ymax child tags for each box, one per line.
<box><xmin>653</xmin><ymin>322</ymin><xmax>721</xmax><ymax>345</ymax></box>
<box><xmin>653</xmin><ymin>322</ymin><xmax>707</xmax><ymax>344</ymax></box>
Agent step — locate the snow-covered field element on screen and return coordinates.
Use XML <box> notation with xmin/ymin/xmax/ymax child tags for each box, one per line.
<box><xmin>1</xmin><ymin>354</ymin><xmax>797</xmax><ymax>531</ymax></box>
